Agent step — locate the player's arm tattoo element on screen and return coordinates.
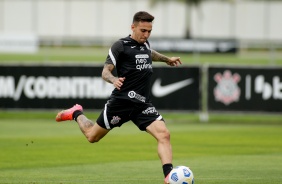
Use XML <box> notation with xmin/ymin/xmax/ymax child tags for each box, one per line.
<box><xmin>102</xmin><ymin>63</ymin><xmax>116</xmax><ymax>84</ymax></box>
<box><xmin>151</xmin><ymin>49</ymin><xmax>170</xmax><ymax>63</ymax></box>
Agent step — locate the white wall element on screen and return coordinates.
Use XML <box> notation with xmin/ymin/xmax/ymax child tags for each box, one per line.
<box><xmin>191</xmin><ymin>0</ymin><xmax>282</xmax><ymax>41</ymax></box>
<box><xmin>0</xmin><ymin>0</ymin><xmax>281</xmax><ymax>41</ymax></box>
<box><xmin>1</xmin><ymin>0</ymin><xmax>34</xmax><ymax>34</ymax></box>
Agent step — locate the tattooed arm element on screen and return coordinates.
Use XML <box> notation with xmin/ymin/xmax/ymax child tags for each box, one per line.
<box><xmin>102</xmin><ymin>63</ymin><xmax>116</xmax><ymax>83</ymax></box>
<box><xmin>151</xmin><ymin>49</ymin><xmax>182</xmax><ymax>66</ymax></box>
<box><xmin>102</xmin><ymin>63</ymin><xmax>125</xmax><ymax>90</ymax></box>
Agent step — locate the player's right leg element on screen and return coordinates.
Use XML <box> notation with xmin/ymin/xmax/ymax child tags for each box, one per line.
<box><xmin>55</xmin><ymin>104</ymin><xmax>110</xmax><ymax>143</ymax></box>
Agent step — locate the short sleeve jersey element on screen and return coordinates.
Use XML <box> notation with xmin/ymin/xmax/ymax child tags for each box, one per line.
<box><xmin>105</xmin><ymin>35</ymin><xmax>153</xmax><ymax>103</ymax></box>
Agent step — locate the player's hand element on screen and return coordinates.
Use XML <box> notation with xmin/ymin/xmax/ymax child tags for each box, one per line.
<box><xmin>113</xmin><ymin>77</ymin><xmax>125</xmax><ymax>90</ymax></box>
<box><xmin>166</xmin><ymin>57</ymin><xmax>182</xmax><ymax>67</ymax></box>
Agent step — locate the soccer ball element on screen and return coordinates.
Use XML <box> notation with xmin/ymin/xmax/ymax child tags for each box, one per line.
<box><xmin>168</xmin><ymin>166</ymin><xmax>194</xmax><ymax>184</ymax></box>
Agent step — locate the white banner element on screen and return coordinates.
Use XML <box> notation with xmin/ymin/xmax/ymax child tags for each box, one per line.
<box><xmin>0</xmin><ymin>34</ymin><xmax>38</xmax><ymax>53</ymax></box>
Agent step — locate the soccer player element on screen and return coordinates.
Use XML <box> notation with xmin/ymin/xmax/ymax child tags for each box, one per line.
<box><xmin>56</xmin><ymin>11</ymin><xmax>181</xmax><ymax>184</ymax></box>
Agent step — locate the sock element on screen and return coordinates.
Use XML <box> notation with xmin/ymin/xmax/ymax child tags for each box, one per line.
<box><xmin>73</xmin><ymin>110</ymin><xmax>83</xmax><ymax>121</ymax></box>
<box><xmin>163</xmin><ymin>163</ymin><xmax>173</xmax><ymax>177</ymax></box>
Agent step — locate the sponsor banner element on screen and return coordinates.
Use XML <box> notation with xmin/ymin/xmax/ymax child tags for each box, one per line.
<box><xmin>0</xmin><ymin>65</ymin><xmax>201</xmax><ymax>110</ymax></box>
<box><xmin>208</xmin><ymin>66</ymin><xmax>282</xmax><ymax>112</ymax></box>
<box><xmin>150</xmin><ymin>39</ymin><xmax>237</xmax><ymax>53</ymax></box>
<box><xmin>0</xmin><ymin>65</ymin><xmax>114</xmax><ymax>109</ymax></box>
<box><xmin>151</xmin><ymin>66</ymin><xmax>201</xmax><ymax>110</ymax></box>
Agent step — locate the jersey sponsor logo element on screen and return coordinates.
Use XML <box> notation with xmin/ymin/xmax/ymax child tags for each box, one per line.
<box><xmin>135</xmin><ymin>54</ymin><xmax>151</xmax><ymax>71</ymax></box>
<box><xmin>135</xmin><ymin>54</ymin><xmax>149</xmax><ymax>59</ymax></box>
<box><xmin>128</xmin><ymin>91</ymin><xmax>146</xmax><ymax>102</ymax></box>
<box><xmin>128</xmin><ymin>91</ymin><xmax>136</xmax><ymax>98</ymax></box>
<box><xmin>152</xmin><ymin>78</ymin><xmax>194</xmax><ymax>97</ymax></box>
<box><xmin>213</xmin><ymin>70</ymin><xmax>241</xmax><ymax>105</ymax></box>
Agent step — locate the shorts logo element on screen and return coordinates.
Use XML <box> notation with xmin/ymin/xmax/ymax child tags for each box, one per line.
<box><xmin>214</xmin><ymin>70</ymin><xmax>241</xmax><ymax>105</ymax></box>
<box><xmin>110</xmin><ymin>116</ymin><xmax>121</xmax><ymax>125</ymax></box>
<box><xmin>128</xmin><ymin>91</ymin><xmax>146</xmax><ymax>102</ymax></box>
<box><xmin>142</xmin><ymin>107</ymin><xmax>158</xmax><ymax>115</ymax></box>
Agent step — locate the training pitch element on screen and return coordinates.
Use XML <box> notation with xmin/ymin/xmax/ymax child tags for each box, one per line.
<box><xmin>0</xmin><ymin>111</ymin><xmax>281</xmax><ymax>184</ymax></box>
<box><xmin>1</xmin><ymin>48</ymin><xmax>282</xmax><ymax>183</ymax></box>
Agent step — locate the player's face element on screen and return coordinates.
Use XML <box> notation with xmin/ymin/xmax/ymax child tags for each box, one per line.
<box><xmin>131</xmin><ymin>21</ymin><xmax>152</xmax><ymax>44</ymax></box>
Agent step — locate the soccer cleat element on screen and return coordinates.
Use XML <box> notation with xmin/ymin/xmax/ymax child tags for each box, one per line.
<box><xmin>164</xmin><ymin>174</ymin><xmax>170</xmax><ymax>184</ymax></box>
<box><xmin>56</xmin><ymin>104</ymin><xmax>83</xmax><ymax>122</ymax></box>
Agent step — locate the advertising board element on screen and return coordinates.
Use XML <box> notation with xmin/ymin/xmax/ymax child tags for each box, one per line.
<box><xmin>208</xmin><ymin>66</ymin><xmax>282</xmax><ymax>112</ymax></box>
<box><xmin>0</xmin><ymin>65</ymin><xmax>201</xmax><ymax>110</ymax></box>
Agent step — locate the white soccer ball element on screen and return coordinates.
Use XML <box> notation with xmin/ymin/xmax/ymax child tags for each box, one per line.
<box><xmin>168</xmin><ymin>166</ymin><xmax>194</xmax><ymax>184</ymax></box>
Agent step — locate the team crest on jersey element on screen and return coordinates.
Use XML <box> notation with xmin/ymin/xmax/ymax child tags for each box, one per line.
<box><xmin>110</xmin><ymin>116</ymin><xmax>121</xmax><ymax>125</ymax></box>
<box><xmin>140</xmin><ymin>46</ymin><xmax>145</xmax><ymax>51</ymax></box>
<box><xmin>214</xmin><ymin>70</ymin><xmax>241</xmax><ymax>105</ymax></box>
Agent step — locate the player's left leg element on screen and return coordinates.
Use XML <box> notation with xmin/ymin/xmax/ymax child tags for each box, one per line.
<box><xmin>76</xmin><ymin>114</ymin><xmax>110</xmax><ymax>143</ymax></box>
<box><xmin>146</xmin><ymin>120</ymin><xmax>173</xmax><ymax>183</ymax></box>
<box><xmin>56</xmin><ymin>104</ymin><xmax>110</xmax><ymax>143</ymax></box>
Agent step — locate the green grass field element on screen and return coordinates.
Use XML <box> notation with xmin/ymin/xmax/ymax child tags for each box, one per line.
<box><xmin>0</xmin><ymin>111</ymin><xmax>282</xmax><ymax>184</ymax></box>
<box><xmin>1</xmin><ymin>47</ymin><xmax>282</xmax><ymax>183</ymax></box>
<box><xmin>1</xmin><ymin>47</ymin><xmax>282</xmax><ymax>66</ymax></box>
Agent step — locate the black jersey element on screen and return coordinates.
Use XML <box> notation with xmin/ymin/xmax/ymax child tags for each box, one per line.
<box><xmin>105</xmin><ymin>35</ymin><xmax>153</xmax><ymax>103</ymax></box>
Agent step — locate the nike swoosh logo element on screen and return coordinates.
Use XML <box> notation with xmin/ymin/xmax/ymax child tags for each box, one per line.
<box><xmin>131</xmin><ymin>46</ymin><xmax>136</xmax><ymax>48</ymax></box>
<box><xmin>152</xmin><ymin>78</ymin><xmax>194</xmax><ymax>97</ymax></box>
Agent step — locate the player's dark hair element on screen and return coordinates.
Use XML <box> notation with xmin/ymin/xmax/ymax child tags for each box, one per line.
<box><xmin>132</xmin><ymin>11</ymin><xmax>154</xmax><ymax>24</ymax></box>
